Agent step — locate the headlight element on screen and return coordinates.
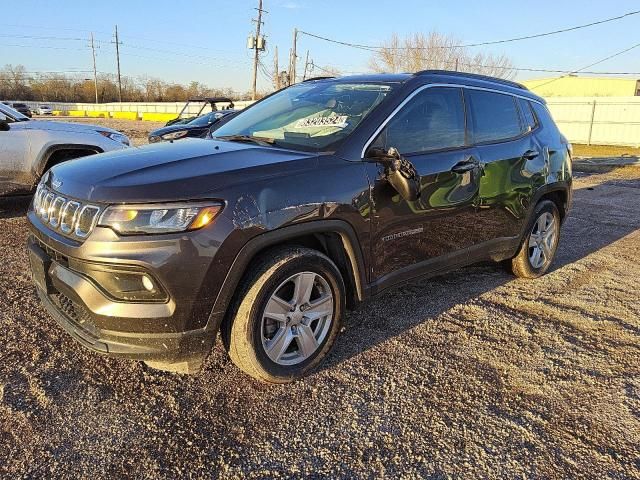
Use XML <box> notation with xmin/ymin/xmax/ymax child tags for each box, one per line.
<box><xmin>161</xmin><ymin>130</ymin><xmax>189</xmax><ymax>141</ymax></box>
<box><xmin>98</xmin><ymin>202</ymin><xmax>222</xmax><ymax>235</ymax></box>
<box><xmin>98</xmin><ymin>131</ymin><xmax>130</xmax><ymax>146</ymax></box>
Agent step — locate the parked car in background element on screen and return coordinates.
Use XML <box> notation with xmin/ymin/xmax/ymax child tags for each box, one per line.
<box><xmin>26</xmin><ymin>71</ymin><xmax>572</xmax><ymax>383</ymax></box>
<box><xmin>36</xmin><ymin>105</ymin><xmax>53</xmax><ymax>115</ymax></box>
<box><xmin>0</xmin><ymin>102</ymin><xmax>130</xmax><ymax>196</ymax></box>
<box><xmin>165</xmin><ymin>97</ymin><xmax>235</xmax><ymax>126</ymax></box>
<box><xmin>148</xmin><ymin>110</ymin><xmax>236</xmax><ymax>143</ymax></box>
<box><xmin>2</xmin><ymin>101</ymin><xmax>32</xmax><ymax>117</ymax></box>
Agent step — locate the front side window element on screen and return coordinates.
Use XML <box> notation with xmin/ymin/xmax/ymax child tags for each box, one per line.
<box><xmin>213</xmin><ymin>81</ymin><xmax>395</xmax><ymax>152</ymax></box>
<box><xmin>374</xmin><ymin>87</ymin><xmax>466</xmax><ymax>155</ymax></box>
<box><xmin>466</xmin><ymin>90</ymin><xmax>522</xmax><ymax>143</ymax></box>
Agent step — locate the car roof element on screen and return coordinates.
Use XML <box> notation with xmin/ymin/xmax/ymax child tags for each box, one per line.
<box><xmin>307</xmin><ymin>71</ymin><xmax>544</xmax><ymax>103</ymax></box>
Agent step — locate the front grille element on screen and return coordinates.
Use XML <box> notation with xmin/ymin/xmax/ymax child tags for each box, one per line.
<box><xmin>33</xmin><ymin>184</ymin><xmax>101</xmax><ymax>239</ymax></box>
<box><xmin>32</xmin><ymin>235</ymin><xmax>68</xmax><ymax>266</ymax></box>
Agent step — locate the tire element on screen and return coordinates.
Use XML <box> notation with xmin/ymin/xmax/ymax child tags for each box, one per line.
<box><xmin>509</xmin><ymin>200</ymin><xmax>561</xmax><ymax>279</ymax></box>
<box><xmin>223</xmin><ymin>246</ymin><xmax>345</xmax><ymax>383</ymax></box>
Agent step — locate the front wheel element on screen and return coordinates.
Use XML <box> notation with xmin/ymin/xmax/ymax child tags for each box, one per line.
<box><xmin>223</xmin><ymin>247</ymin><xmax>345</xmax><ymax>383</ymax></box>
<box><xmin>509</xmin><ymin>200</ymin><xmax>561</xmax><ymax>279</ymax></box>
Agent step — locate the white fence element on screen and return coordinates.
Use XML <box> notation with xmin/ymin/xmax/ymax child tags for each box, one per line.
<box><xmin>545</xmin><ymin>97</ymin><xmax>640</xmax><ymax>147</ymax></box>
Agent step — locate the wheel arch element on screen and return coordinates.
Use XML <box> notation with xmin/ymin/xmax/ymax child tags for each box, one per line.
<box><xmin>34</xmin><ymin>143</ymin><xmax>104</xmax><ymax>179</ymax></box>
<box><xmin>206</xmin><ymin>220</ymin><xmax>369</xmax><ymax>340</ymax></box>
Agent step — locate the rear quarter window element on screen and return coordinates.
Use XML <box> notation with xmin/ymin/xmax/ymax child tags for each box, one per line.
<box><xmin>466</xmin><ymin>90</ymin><xmax>522</xmax><ymax>144</ymax></box>
<box><xmin>518</xmin><ymin>98</ymin><xmax>538</xmax><ymax>131</ymax></box>
<box><xmin>531</xmin><ymin>102</ymin><xmax>561</xmax><ymax>137</ymax></box>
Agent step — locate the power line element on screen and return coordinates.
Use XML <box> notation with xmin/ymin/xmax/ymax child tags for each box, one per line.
<box><xmin>530</xmin><ymin>41</ymin><xmax>640</xmax><ymax>89</ymax></box>
<box><xmin>299</xmin><ymin>10</ymin><xmax>640</xmax><ymax>50</ymax></box>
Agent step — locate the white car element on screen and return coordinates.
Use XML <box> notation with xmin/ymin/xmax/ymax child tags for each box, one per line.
<box><xmin>0</xmin><ymin>103</ymin><xmax>130</xmax><ymax>196</ymax></box>
<box><xmin>36</xmin><ymin>105</ymin><xmax>53</xmax><ymax>115</ymax></box>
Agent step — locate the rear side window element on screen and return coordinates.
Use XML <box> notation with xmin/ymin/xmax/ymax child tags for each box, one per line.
<box><xmin>466</xmin><ymin>90</ymin><xmax>522</xmax><ymax>143</ymax></box>
<box><xmin>518</xmin><ymin>98</ymin><xmax>537</xmax><ymax>131</ymax></box>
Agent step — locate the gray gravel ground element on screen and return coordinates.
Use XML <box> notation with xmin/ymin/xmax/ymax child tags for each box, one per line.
<box><xmin>0</xmin><ymin>168</ymin><xmax>639</xmax><ymax>479</ymax></box>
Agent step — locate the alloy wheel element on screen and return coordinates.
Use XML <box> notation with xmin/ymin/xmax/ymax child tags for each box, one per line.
<box><xmin>260</xmin><ymin>271</ymin><xmax>334</xmax><ymax>366</ymax></box>
<box><xmin>528</xmin><ymin>211</ymin><xmax>557</xmax><ymax>269</ymax></box>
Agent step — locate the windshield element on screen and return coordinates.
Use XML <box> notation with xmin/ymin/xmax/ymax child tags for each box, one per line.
<box><xmin>0</xmin><ymin>103</ymin><xmax>29</xmax><ymax>122</ymax></box>
<box><xmin>212</xmin><ymin>82</ymin><xmax>395</xmax><ymax>152</ymax></box>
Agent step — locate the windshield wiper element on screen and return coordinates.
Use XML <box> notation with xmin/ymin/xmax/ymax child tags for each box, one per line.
<box><xmin>215</xmin><ymin>134</ymin><xmax>275</xmax><ymax>146</ymax></box>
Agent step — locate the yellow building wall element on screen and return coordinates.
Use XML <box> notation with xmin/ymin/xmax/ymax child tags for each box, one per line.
<box><xmin>522</xmin><ymin>77</ymin><xmax>638</xmax><ymax>97</ymax></box>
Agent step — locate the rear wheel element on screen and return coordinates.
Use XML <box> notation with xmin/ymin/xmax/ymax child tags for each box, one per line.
<box><xmin>509</xmin><ymin>200</ymin><xmax>560</xmax><ymax>278</ymax></box>
<box><xmin>223</xmin><ymin>247</ymin><xmax>345</xmax><ymax>383</ymax></box>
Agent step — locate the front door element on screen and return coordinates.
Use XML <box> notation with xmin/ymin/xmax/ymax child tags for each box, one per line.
<box><xmin>367</xmin><ymin>86</ymin><xmax>483</xmax><ymax>287</ymax></box>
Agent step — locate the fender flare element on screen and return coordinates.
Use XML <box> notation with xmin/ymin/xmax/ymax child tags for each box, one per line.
<box><xmin>516</xmin><ymin>181</ymin><xmax>572</xmax><ymax>246</ymax></box>
<box><xmin>204</xmin><ymin>219</ymin><xmax>369</xmax><ymax>336</ymax></box>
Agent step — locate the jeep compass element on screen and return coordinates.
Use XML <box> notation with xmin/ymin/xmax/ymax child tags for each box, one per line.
<box><xmin>27</xmin><ymin>71</ymin><xmax>572</xmax><ymax>383</ymax></box>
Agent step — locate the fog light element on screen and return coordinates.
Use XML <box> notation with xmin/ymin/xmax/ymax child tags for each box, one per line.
<box><xmin>68</xmin><ymin>259</ymin><xmax>168</xmax><ymax>302</ymax></box>
<box><xmin>142</xmin><ymin>275</ymin><xmax>155</xmax><ymax>292</ymax></box>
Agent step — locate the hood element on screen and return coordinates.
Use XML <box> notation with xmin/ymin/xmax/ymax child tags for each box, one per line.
<box><xmin>149</xmin><ymin>123</ymin><xmax>205</xmax><ymax>138</ymax></box>
<box><xmin>47</xmin><ymin>138</ymin><xmax>317</xmax><ymax>202</ymax></box>
<box><xmin>17</xmin><ymin>120</ymin><xmax>120</xmax><ymax>135</ymax></box>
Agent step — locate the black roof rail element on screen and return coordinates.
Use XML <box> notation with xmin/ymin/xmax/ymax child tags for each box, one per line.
<box><xmin>302</xmin><ymin>76</ymin><xmax>335</xmax><ymax>82</ymax></box>
<box><xmin>414</xmin><ymin>70</ymin><xmax>528</xmax><ymax>90</ymax></box>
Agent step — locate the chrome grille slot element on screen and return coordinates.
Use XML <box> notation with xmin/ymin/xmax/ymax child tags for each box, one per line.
<box><xmin>60</xmin><ymin>201</ymin><xmax>80</xmax><ymax>234</ymax></box>
<box><xmin>42</xmin><ymin>192</ymin><xmax>55</xmax><ymax>221</ymax></box>
<box><xmin>75</xmin><ymin>205</ymin><xmax>100</xmax><ymax>238</ymax></box>
<box><xmin>33</xmin><ymin>185</ymin><xmax>101</xmax><ymax>240</ymax></box>
<box><xmin>49</xmin><ymin>196</ymin><xmax>66</xmax><ymax>227</ymax></box>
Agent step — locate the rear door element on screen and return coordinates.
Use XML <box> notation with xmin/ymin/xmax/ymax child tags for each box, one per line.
<box><xmin>464</xmin><ymin>89</ymin><xmax>538</xmax><ymax>242</ymax></box>
<box><xmin>368</xmin><ymin>86</ymin><xmax>484</xmax><ymax>285</ymax></box>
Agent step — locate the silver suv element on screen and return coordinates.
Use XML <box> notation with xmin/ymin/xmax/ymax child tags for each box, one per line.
<box><xmin>0</xmin><ymin>103</ymin><xmax>130</xmax><ymax>196</ymax></box>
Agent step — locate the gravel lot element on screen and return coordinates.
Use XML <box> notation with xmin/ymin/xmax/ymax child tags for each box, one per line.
<box><xmin>0</xmin><ymin>156</ymin><xmax>639</xmax><ymax>476</ymax></box>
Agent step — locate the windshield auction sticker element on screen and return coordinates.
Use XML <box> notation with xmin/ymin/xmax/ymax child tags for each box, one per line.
<box><xmin>295</xmin><ymin>115</ymin><xmax>348</xmax><ymax>128</ymax></box>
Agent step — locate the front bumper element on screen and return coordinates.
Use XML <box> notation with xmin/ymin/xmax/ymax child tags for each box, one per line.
<box><xmin>27</xmin><ymin>210</ymin><xmax>234</xmax><ymax>370</ymax></box>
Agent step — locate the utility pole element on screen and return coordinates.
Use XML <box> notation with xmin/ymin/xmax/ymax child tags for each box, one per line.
<box><xmin>89</xmin><ymin>33</ymin><xmax>98</xmax><ymax>103</ymax></box>
<box><xmin>302</xmin><ymin>50</ymin><xmax>310</xmax><ymax>81</ymax></box>
<box><xmin>250</xmin><ymin>0</ymin><xmax>267</xmax><ymax>101</ymax></box>
<box><xmin>290</xmin><ymin>28</ymin><xmax>298</xmax><ymax>84</ymax></box>
<box><xmin>454</xmin><ymin>58</ymin><xmax>459</xmax><ymax>72</ymax></box>
<box><xmin>113</xmin><ymin>25</ymin><xmax>123</xmax><ymax>102</ymax></box>
<box><xmin>274</xmin><ymin>45</ymin><xmax>280</xmax><ymax>90</ymax></box>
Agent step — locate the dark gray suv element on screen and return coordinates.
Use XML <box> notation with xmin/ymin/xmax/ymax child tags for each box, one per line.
<box><xmin>27</xmin><ymin>71</ymin><xmax>572</xmax><ymax>383</ymax></box>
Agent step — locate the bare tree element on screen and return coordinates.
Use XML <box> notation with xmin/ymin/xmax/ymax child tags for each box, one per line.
<box><xmin>0</xmin><ymin>64</ymin><xmax>32</xmax><ymax>99</ymax></box>
<box><xmin>369</xmin><ymin>32</ymin><xmax>515</xmax><ymax>79</ymax></box>
<box><xmin>0</xmin><ymin>64</ymin><xmax>249</xmax><ymax>102</ymax></box>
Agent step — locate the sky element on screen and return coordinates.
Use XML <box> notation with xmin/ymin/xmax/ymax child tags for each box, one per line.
<box><xmin>2</xmin><ymin>0</ymin><xmax>640</xmax><ymax>91</ymax></box>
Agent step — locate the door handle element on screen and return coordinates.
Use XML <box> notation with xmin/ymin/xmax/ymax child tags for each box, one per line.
<box><xmin>451</xmin><ymin>156</ymin><xmax>479</xmax><ymax>174</ymax></box>
<box><xmin>523</xmin><ymin>149</ymin><xmax>540</xmax><ymax>160</ymax></box>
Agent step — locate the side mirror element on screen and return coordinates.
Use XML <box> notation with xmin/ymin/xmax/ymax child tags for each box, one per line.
<box><xmin>367</xmin><ymin>147</ymin><xmax>420</xmax><ymax>201</ymax></box>
<box><xmin>0</xmin><ymin>120</ymin><xmax>10</xmax><ymax>132</ymax></box>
